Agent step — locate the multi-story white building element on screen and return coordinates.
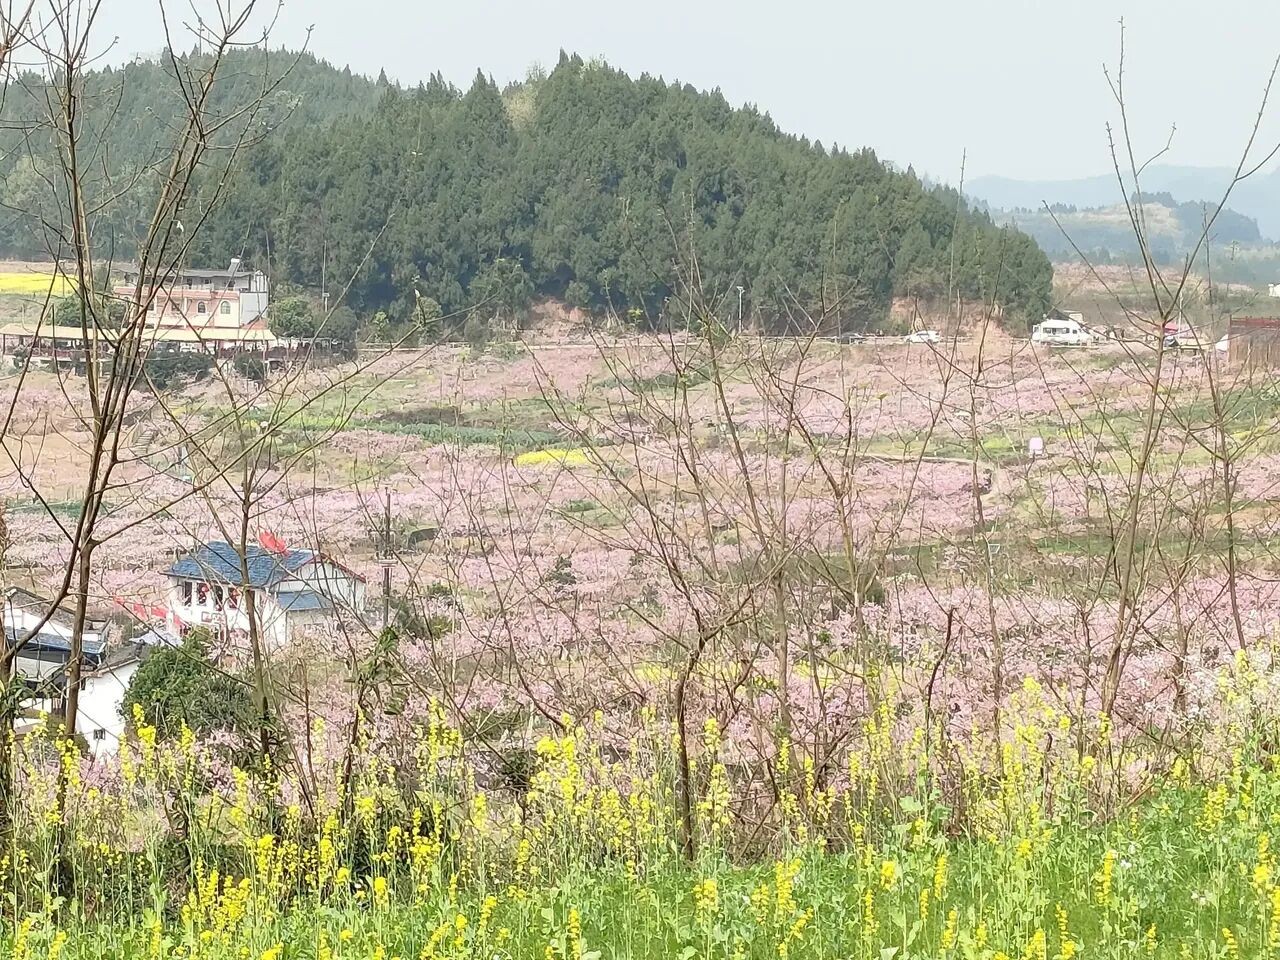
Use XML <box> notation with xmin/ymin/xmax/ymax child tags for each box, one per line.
<box><xmin>164</xmin><ymin>539</ymin><xmax>366</xmax><ymax>649</ymax></box>
<box><xmin>115</xmin><ymin>259</ymin><xmax>270</xmax><ymax>330</ymax></box>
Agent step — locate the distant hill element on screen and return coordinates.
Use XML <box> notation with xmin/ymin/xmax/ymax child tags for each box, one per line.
<box><xmin>978</xmin><ymin>191</ymin><xmax>1264</xmax><ymax>265</ymax></box>
<box><xmin>969</xmin><ymin>164</ymin><xmax>1280</xmax><ymax>241</ymax></box>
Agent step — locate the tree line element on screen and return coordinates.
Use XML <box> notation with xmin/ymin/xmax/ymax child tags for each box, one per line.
<box><xmin>0</xmin><ymin>50</ymin><xmax>1053</xmax><ymax>334</ymax></box>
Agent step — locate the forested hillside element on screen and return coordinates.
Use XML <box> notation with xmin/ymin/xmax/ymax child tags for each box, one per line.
<box><xmin>0</xmin><ymin>50</ymin><xmax>1052</xmax><ymax>332</ymax></box>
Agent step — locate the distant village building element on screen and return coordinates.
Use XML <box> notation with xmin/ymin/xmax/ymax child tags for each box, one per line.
<box><xmin>1226</xmin><ymin>316</ymin><xmax>1280</xmax><ymax>368</ymax></box>
<box><xmin>3</xmin><ymin>586</ymin><xmax>110</xmax><ymax>700</ymax></box>
<box><xmin>43</xmin><ymin>641</ymin><xmax>153</xmax><ymax>757</ymax></box>
<box><xmin>1268</xmin><ymin>283</ymin><xmax>1280</xmax><ymax>298</ymax></box>
<box><xmin>116</xmin><ymin>259</ymin><xmax>270</xmax><ymax>331</ymax></box>
<box><xmin>1</xmin><ymin>260</ymin><xmax>286</xmax><ymax>371</ymax></box>
<box><xmin>164</xmin><ymin>538</ymin><xmax>367</xmax><ymax>649</ymax></box>
<box><xmin>0</xmin><ymin>586</ymin><xmax>149</xmax><ymax>753</ymax></box>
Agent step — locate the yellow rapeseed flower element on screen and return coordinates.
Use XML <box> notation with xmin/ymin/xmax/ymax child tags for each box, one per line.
<box><xmin>1223</xmin><ymin>927</ymin><xmax>1239</xmax><ymax>959</ymax></box>
<box><xmin>879</xmin><ymin>859</ymin><xmax>899</xmax><ymax>889</ymax></box>
<box><xmin>1094</xmin><ymin>849</ymin><xmax>1117</xmax><ymax>906</ymax></box>
<box><xmin>941</xmin><ymin>909</ymin><xmax>958</xmax><ymax>951</ymax></box>
<box><xmin>693</xmin><ymin>878</ymin><xmax>719</xmax><ymax>920</ymax></box>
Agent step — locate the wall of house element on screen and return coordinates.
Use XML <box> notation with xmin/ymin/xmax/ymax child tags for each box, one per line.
<box><xmin>75</xmin><ymin>662</ymin><xmax>139</xmax><ymax>757</ymax></box>
<box><xmin>115</xmin><ymin>278</ymin><xmax>262</xmax><ymax>328</ymax></box>
<box><xmin>304</xmin><ymin>561</ymin><xmax>367</xmax><ymax>609</ymax></box>
<box><xmin>6</xmin><ymin>604</ymin><xmax>71</xmax><ymax>641</ymax></box>
<box><xmin>240</xmin><ymin>285</ymin><xmax>269</xmax><ymax>325</ymax></box>
<box><xmin>167</xmin><ymin>577</ymin><xmax>258</xmax><ymax>635</ymax></box>
<box><xmin>166</xmin><ymin>576</ymin><xmax>293</xmax><ymax>650</ymax></box>
<box><xmin>13</xmin><ymin>649</ymin><xmax>65</xmax><ymax>685</ymax></box>
<box><xmin>258</xmin><ymin>599</ymin><xmax>292</xmax><ymax>650</ymax></box>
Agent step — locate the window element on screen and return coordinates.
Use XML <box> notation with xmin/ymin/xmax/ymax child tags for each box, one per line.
<box><xmin>220</xmin><ymin>301</ymin><xmax>232</xmax><ymax>315</ymax></box>
<box><xmin>213</xmin><ymin>586</ymin><xmax>225</xmax><ymax>611</ymax></box>
<box><xmin>180</xmin><ymin>581</ymin><xmax>192</xmax><ymax>605</ymax></box>
<box><xmin>197</xmin><ymin>582</ymin><xmax>209</xmax><ymax>607</ymax></box>
<box><xmin>196</xmin><ymin>301</ymin><xmax>207</xmax><ymax>315</ymax></box>
<box><xmin>92</xmin><ymin>728</ymin><xmax>105</xmax><ymax>742</ymax></box>
<box><xmin>228</xmin><ymin>587</ymin><xmax>240</xmax><ymax>610</ymax></box>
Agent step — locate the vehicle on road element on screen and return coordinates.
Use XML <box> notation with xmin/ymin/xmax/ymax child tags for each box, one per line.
<box><xmin>1031</xmin><ymin>317</ymin><xmax>1094</xmax><ymax>346</ymax></box>
<box><xmin>837</xmin><ymin>332</ymin><xmax>867</xmax><ymax>344</ymax></box>
<box><xmin>904</xmin><ymin>330</ymin><xmax>941</xmax><ymax>344</ymax></box>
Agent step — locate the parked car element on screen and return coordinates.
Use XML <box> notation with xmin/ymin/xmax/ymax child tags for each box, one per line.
<box><xmin>837</xmin><ymin>332</ymin><xmax>867</xmax><ymax>344</ymax></box>
<box><xmin>904</xmin><ymin>330</ymin><xmax>941</xmax><ymax>344</ymax></box>
<box><xmin>1031</xmin><ymin>317</ymin><xmax>1094</xmax><ymax>346</ymax></box>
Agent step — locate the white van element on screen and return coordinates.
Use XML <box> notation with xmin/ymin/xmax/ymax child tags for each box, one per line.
<box><xmin>1032</xmin><ymin>317</ymin><xmax>1093</xmax><ymax>346</ymax></box>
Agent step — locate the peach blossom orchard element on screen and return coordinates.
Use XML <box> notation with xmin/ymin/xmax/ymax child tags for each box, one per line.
<box><xmin>5</xmin><ymin>330</ymin><xmax>1280</xmax><ymax>958</ymax></box>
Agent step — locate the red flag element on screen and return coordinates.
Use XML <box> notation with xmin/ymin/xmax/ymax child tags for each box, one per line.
<box><xmin>258</xmin><ymin>531</ymin><xmax>287</xmax><ymax>554</ymax></box>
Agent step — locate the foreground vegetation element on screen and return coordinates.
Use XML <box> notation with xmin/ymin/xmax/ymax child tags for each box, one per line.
<box><xmin>5</xmin><ymin>655</ymin><xmax>1280</xmax><ymax>960</ymax></box>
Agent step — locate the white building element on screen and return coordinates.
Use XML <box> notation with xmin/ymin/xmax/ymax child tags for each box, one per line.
<box><xmin>1268</xmin><ymin>283</ymin><xmax>1280</xmax><ymax>298</ymax></box>
<box><xmin>115</xmin><ymin>259</ymin><xmax>270</xmax><ymax>330</ymax></box>
<box><xmin>164</xmin><ymin>539</ymin><xmax>367</xmax><ymax>649</ymax></box>
<box><xmin>2</xmin><ymin>586</ymin><xmax>144</xmax><ymax>752</ymax></box>
<box><xmin>3</xmin><ymin>586</ymin><xmax>110</xmax><ymax>696</ymax></box>
<box><xmin>52</xmin><ymin>641</ymin><xmax>152</xmax><ymax>757</ymax></box>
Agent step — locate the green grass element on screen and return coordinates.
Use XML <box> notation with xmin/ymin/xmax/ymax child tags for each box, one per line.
<box><xmin>374</xmin><ymin>420</ymin><xmax>565</xmax><ymax>452</ymax></box>
<box><xmin>8</xmin><ymin>498</ymin><xmax>84</xmax><ymax>518</ymax></box>
<box><xmin>599</xmin><ymin>363</ymin><xmax>715</xmax><ymax>393</ymax></box>
<box><xmin>202</xmin><ymin>398</ymin><xmax>570</xmax><ymax>454</ymax></box>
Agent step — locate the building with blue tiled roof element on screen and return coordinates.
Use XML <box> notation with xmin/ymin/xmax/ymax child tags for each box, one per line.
<box><xmin>164</xmin><ymin>539</ymin><xmax>366</xmax><ymax>647</ymax></box>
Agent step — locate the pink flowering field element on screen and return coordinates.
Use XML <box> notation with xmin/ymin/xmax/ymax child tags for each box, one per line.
<box><xmin>4</xmin><ymin>331</ymin><xmax>1279</xmax><ymax>769</ymax></box>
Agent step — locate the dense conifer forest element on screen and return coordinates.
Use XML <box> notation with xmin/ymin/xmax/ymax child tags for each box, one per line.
<box><xmin>0</xmin><ymin>49</ymin><xmax>1052</xmax><ymax>332</ymax></box>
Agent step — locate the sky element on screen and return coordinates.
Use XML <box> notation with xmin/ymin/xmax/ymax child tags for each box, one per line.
<box><xmin>87</xmin><ymin>0</ymin><xmax>1280</xmax><ymax>183</ymax></box>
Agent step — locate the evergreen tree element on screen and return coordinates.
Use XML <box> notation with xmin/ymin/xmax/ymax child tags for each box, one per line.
<box><xmin>0</xmin><ymin>48</ymin><xmax>1053</xmax><ymax>332</ymax></box>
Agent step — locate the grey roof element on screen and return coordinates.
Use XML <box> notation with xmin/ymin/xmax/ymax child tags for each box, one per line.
<box><xmin>5</xmin><ymin>586</ymin><xmax>75</xmax><ymax>629</ymax></box>
<box><xmin>89</xmin><ymin>640</ymin><xmax>150</xmax><ymax>675</ymax></box>
<box><xmin>132</xmin><ymin>627</ymin><xmax>178</xmax><ymax>647</ymax></box>
<box><xmin>275</xmin><ymin>590</ymin><xmax>334</xmax><ymax>613</ymax></box>
<box><xmin>167</xmin><ymin>541</ymin><xmax>314</xmax><ymax>588</ymax></box>
<box><xmin>122</xmin><ymin>266</ymin><xmax>260</xmax><ymax>280</ymax></box>
<box><xmin>174</xmin><ymin>268</ymin><xmax>258</xmax><ymax>278</ymax></box>
<box><xmin>5</xmin><ymin>625</ymin><xmax>106</xmax><ymax>659</ymax></box>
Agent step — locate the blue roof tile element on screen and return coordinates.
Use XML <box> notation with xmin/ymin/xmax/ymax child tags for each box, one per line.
<box><xmin>167</xmin><ymin>541</ymin><xmax>314</xmax><ymax>588</ymax></box>
<box><xmin>275</xmin><ymin>590</ymin><xmax>334</xmax><ymax>613</ymax></box>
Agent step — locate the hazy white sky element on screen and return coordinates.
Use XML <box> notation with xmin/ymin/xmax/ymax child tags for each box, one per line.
<box><xmin>87</xmin><ymin>0</ymin><xmax>1280</xmax><ymax>182</ymax></box>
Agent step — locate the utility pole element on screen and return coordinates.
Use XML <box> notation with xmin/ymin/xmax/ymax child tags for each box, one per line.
<box><xmin>736</xmin><ymin>285</ymin><xmax>744</xmax><ymax>334</ymax></box>
<box><xmin>321</xmin><ymin>203</ymin><xmax>330</xmax><ymax>319</ymax></box>
<box><xmin>379</xmin><ymin>488</ymin><xmax>393</xmax><ymax>632</ymax></box>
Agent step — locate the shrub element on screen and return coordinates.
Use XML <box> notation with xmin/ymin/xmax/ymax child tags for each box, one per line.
<box><xmin>463</xmin><ymin>310</ymin><xmax>490</xmax><ymax>354</ymax></box>
<box><xmin>232</xmin><ymin>352</ymin><xmax>266</xmax><ymax>383</ymax></box>
<box><xmin>121</xmin><ymin>629</ymin><xmax>253</xmax><ymax>741</ymax></box>
<box><xmin>142</xmin><ymin>351</ymin><xmax>214</xmax><ymax>390</ymax></box>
